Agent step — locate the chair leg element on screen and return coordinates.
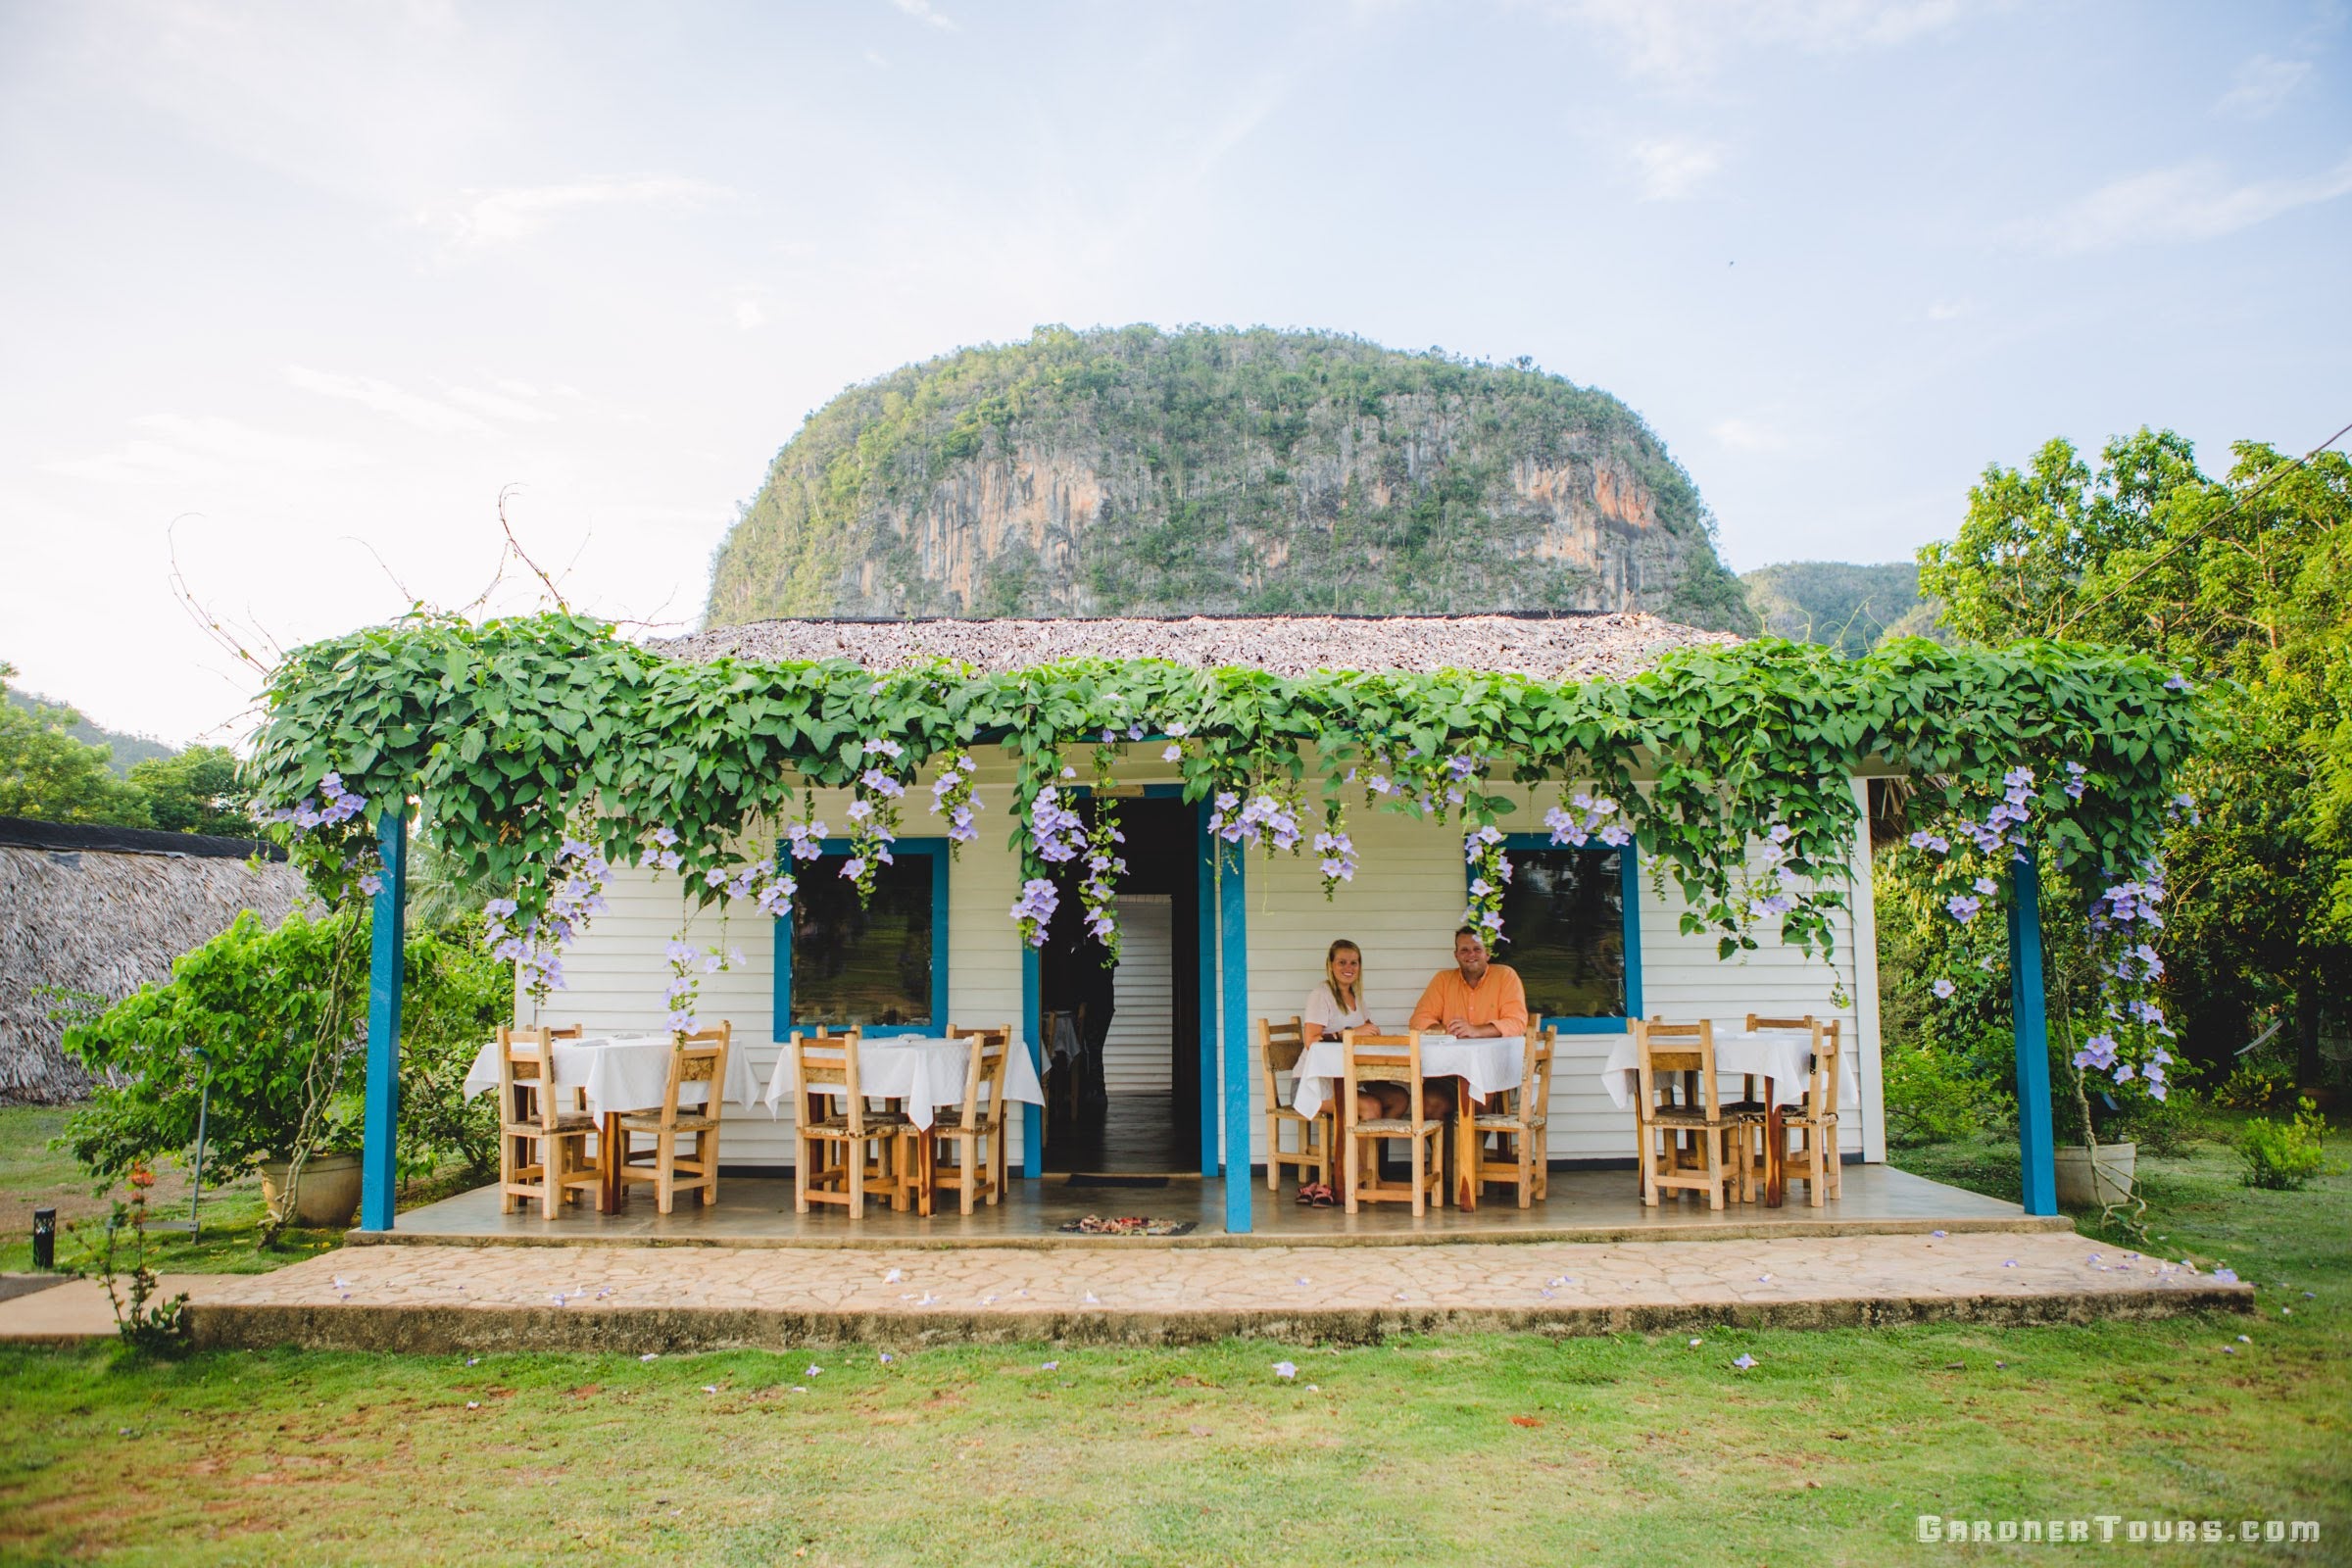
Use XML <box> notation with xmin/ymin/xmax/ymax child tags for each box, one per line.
<box><xmin>1706</xmin><ymin>1128</ymin><xmax>1726</xmax><ymax>1211</ymax></box>
<box><xmin>1344</xmin><ymin>1135</ymin><xmax>1360</xmax><ymax>1214</ymax></box>
<box><xmin>540</xmin><ymin>1135</ymin><xmax>562</xmax><ymax>1220</ymax></box>
<box><xmin>795</xmin><ymin>1133</ymin><xmax>811</xmax><ymax>1213</ymax></box>
<box><xmin>1408</xmin><ymin>1132</ymin><xmax>1425</xmax><ymax>1218</ymax></box>
<box><xmin>848</xmin><ymin>1138</ymin><xmax>865</xmax><ymax>1219</ymax></box>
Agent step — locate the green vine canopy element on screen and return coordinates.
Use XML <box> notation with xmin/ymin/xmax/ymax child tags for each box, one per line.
<box><xmin>246</xmin><ymin>611</ymin><xmax>2204</xmax><ymax>1094</ymax></box>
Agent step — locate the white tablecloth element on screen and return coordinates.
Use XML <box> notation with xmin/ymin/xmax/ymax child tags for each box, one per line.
<box><xmin>462</xmin><ymin>1034</ymin><xmax>760</xmax><ymax>1116</ymax></box>
<box><xmin>1290</xmin><ymin>1034</ymin><xmax>1528</xmax><ymax>1120</ymax></box>
<box><xmin>1596</xmin><ymin>1028</ymin><xmax>1860</xmax><ymax>1111</ymax></box>
<box><xmin>761</xmin><ymin>1036</ymin><xmax>1050</xmax><ymax>1131</ymax></box>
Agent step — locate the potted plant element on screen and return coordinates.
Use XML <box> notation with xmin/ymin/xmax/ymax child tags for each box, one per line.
<box><xmin>64</xmin><ymin>908</ymin><xmax>370</xmax><ymax>1234</ymax></box>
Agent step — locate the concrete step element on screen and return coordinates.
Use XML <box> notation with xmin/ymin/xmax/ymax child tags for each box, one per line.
<box><xmin>186</xmin><ymin>1232</ymin><xmax>2251</xmax><ymax>1353</ymax></box>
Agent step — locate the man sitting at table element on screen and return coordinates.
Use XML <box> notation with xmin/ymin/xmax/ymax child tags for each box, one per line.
<box><xmin>1378</xmin><ymin>926</ymin><xmax>1530</xmax><ymax>1120</ymax></box>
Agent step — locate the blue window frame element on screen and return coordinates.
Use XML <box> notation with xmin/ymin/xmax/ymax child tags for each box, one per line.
<box><xmin>772</xmin><ymin>837</ymin><xmax>950</xmax><ymax>1038</ymax></box>
<box><xmin>1476</xmin><ymin>833</ymin><xmax>1642</xmax><ymax>1034</ymax></box>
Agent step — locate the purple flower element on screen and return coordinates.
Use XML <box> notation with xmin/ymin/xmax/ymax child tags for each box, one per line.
<box><xmin>1932</xmin><ymin>978</ymin><xmax>1955</xmax><ymax>999</ymax></box>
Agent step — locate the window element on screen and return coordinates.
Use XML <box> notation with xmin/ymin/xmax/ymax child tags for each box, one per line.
<box><xmin>1486</xmin><ymin>838</ymin><xmax>1642</xmax><ymax>1030</ymax></box>
<box><xmin>774</xmin><ymin>840</ymin><xmax>949</xmax><ymax>1035</ymax></box>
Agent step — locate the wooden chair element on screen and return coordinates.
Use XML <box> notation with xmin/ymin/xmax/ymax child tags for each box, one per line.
<box><xmin>930</xmin><ymin>1024</ymin><xmax>1013</xmax><ymax>1215</ymax></box>
<box><xmin>496</xmin><ymin>1025</ymin><xmax>600</xmax><ymax>1219</ymax></box>
<box><xmin>1340</xmin><ymin>1029</ymin><xmax>1445</xmax><ymax>1215</ymax></box>
<box><xmin>1256</xmin><ymin>1016</ymin><xmax>1333</xmax><ymax>1194</ymax></box>
<box><xmin>791</xmin><ymin>1030</ymin><xmax>913</xmax><ymax>1218</ymax></box>
<box><xmin>1472</xmin><ymin>1026</ymin><xmax>1555</xmax><ymax>1207</ymax></box>
<box><xmin>1632</xmin><ymin>1018</ymin><xmax>1748</xmax><ymax>1210</ymax></box>
<box><xmin>613</xmin><ymin>1022</ymin><xmax>732</xmax><ymax>1215</ymax></box>
<box><xmin>1746</xmin><ymin>1013</ymin><xmax>1843</xmax><ymax>1205</ymax></box>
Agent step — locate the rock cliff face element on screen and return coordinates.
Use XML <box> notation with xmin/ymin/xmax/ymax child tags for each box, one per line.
<box><xmin>705</xmin><ymin>325</ymin><xmax>1755</xmax><ymax>632</ymax></box>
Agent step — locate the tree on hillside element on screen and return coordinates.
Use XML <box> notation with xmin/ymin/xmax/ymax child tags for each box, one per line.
<box><xmin>127</xmin><ymin>745</ymin><xmax>254</xmax><ymax>838</ymax></box>
<box><xmin>1917</xmin><ymin>430</ymin><xmax>2352</xmax><ymax>1090</ymax></box>
<box><xmin>0</xmin><ymin>662</ymin><xmax>152</xmax><ymax>827</ymax></box>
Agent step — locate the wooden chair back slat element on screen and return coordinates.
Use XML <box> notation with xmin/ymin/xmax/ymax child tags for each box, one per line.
<box><xmin>791</xmin><ymin>1029</ymin><xmax>867</xmax><ymax>1134</ymax></box>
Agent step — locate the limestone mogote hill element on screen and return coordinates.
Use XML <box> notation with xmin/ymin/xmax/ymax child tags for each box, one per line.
<box><xmin>704</xmin><ymin>324</ymin><xmax>1757</xmax><ymax>632</ymax></box>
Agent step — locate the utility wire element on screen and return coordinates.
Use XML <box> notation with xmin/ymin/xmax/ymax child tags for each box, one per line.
<box><xmin>2053</xmin><ymin>417</ymin><xmax>2352</xmax><ymax>637</ymax></box>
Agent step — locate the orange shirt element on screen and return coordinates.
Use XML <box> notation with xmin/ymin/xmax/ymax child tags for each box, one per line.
<box><xmin>1406</xmin><ymin>964</ymin><xmax>1530</xmax><ymax>1036</ymax></box>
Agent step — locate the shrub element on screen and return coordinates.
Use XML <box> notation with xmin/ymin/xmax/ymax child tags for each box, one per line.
<box><xmin>62</xmin><ymin>908</ymin><xmax>509</xmax><ymax>1190</ymax></box>
<box><xmin>1885</xmin><ymin>1046</ymin><xmax>2014</xmax><ymax>1148</ymax></box>
<box><xmin>63</xmin><ymin>908</ymin><xmax>368</xmax><ymax>1181</ymax></box>
<box><xmin>394</xmin><ymin>917</ymin><xmax>509</xmax><ymax>1183</ymax></box>
<box><xmin>2238</xmin><ymin>1100</ymin><xmax>2337</xmax><ymax>1190</ymax></box>
<box><xmin>2215</xmin><ymin>1060</ymin><xmax>2290</xmax><ymax>1111</ymax></box>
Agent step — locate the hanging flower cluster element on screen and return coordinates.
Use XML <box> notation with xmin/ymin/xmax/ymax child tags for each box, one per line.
<box><xmin>1027</xmin><ymin>783</ymin><xmax>1085</xmax><ymax>864</ymax></box>
<box><xmin>662</xmin><ymin>936</ymin><xmax>746</xmax><ymax>1038</ymax></box>
<box><xmin>1209</xmin><ymin>788</ymin><xmax>1303</xmax><ymax>851</ymax></box>
<box><xmin>1076</xmin><ymin>805</ymin><xmax>1128</xmax><ymax>958</ymax></box>
<box><xmin>1909</xmin><ymin>760</ymin><xmax>2185</xmax><ymax>1101</ymax></box>
<box><xmin>928</xmin><ymin>749</ymin><xmax>982</xmax><ymax>849</ymax></box>
<box><xmin>1545</xmin><ymin>791</ymin><xmax>1632</xmax><ymax>850</ymax></box>
<box><xmin>1747</xmin><ymin>822</ymin><xmax>1805</xmax><ymax>921</ymax></box>
<box><xmin>263</xmin><ymin>769</ymin><xmax>387</xmax><ymax>898</ymax></box>
<box><xmin>840</xmin><ymin>738</ymin><xmax>908</xmax><ymax>900</ymax></box>
<box><xmin>1313</xmin><ymin>807</ymin><xmax>1358</xmax><ymax>895</ymax></box>
<box><xmin>1010</xmin><ymin>877</ymin><xmax>1060</xmax><ymax>949</ymax></box>
<box><xmin>1462</xmin><ymin>822</ymin><xmax>1511</xmax><ymax>943</ymax></box>
<box><xmin>484</xmin><ymin>830</ymin><xmax>611</xmax><ymax>1004</ymax></box>
<box><xmin>2081</xmin><ymin>870</ymin><xmax>2177</xmax><ymax>1099</ymax></box>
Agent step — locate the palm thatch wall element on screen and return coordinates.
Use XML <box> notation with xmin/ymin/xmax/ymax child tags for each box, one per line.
<box><xmin>0</xmin><ymin>818</ymin><xmax>310</xmax><ymax>1105</ymax></box>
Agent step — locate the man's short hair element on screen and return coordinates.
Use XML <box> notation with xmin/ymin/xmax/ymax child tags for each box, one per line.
<box><xmin>1454</xmin><ymin>925</ymin><xmax>1481</xmax><ymax>942</ymax></box>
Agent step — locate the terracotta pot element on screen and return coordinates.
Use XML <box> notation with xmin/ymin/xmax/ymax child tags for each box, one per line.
<box><xmin>257</xmin><ymin>1151</ymin><xmax>364</xmax><ymax>1228</ymax></box>
<box><xmin>2054</xmin><ymin>1141</ymin><xmax>2135</xmax><ymax>1207</ymax></box>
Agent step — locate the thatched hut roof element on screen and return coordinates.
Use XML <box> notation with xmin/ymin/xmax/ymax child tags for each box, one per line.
<box><xmin>652</xmin><ymin>612</ymin><xmax>1738</xmax><ymax>682</ymax></box>
<box><xmin>0</xmin><ymin>818</ymin><xmax>311</xmax><ymax>1105</ymax></box>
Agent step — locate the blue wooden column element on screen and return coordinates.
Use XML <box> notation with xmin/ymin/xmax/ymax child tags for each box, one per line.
<box><xmin>1196</xmin><ymin>802</ymin><xmax>1220</xmax><ymax>1178</ymax></box>
<box><xmin>360</xmin><ymin>808</ymin><xmax>408</xmax><ymax>1232</ymax></box>
<box><xmin>1022</xmin><ymin>943</ymin><xmax>1043</xmax><ymax>1180</ymax></box>
<box><xmin>2008</xmin><ymin>853</ymin><xmax>2058</xmax><ymax>1216</ymax></box>
<box><xmin>1218</xmin><ymin>841</ymin><xmax>1251</xmax><ymax>1234</ymax></box>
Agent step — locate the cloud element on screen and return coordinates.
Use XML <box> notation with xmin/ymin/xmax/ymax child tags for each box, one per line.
<box><xmin>1562</xmin><ymin>0</ymin><xmax>1966</xmax><ymax>87</ymax></box>
<box><xmin>733</xmin><ymin>300</ymin><xmax>770</xmax><ymax>331</ymax></box>
<box><xmin>46</xmin><ymin>415</ymin><xmax>370</xmax><ymax>486</ymax></box>
<box><xmin>420</xmin><ymin>176</ymin><xmax>730</xmax><ymax>250</ymax></box>
<box><xmin>443</xmin><ymin>385</ymin><xmax>557</xmax><ymax>423</ymax></box>
<box><xmin>2039</xmin><ymin>150</ymin><xmax>2352</xmax><ymax>254</ymax></box>
<box><xmin>1926</xmin><ymin>298</ymin><xmax>1970</xmax><ymax>321</ymax></box>
<box><xmin>2215</xmin><ymin>54</ymin><xmax>2312</xmax><ymax>119</ymax></box>
<box><xmin>1628</xmin><ymin>136</ymin><xmax>1724</xmax><ymax>200</ymax></box>
<box><xmin>887</xmin><ymin>0</ymin><xmax>956</xmax><ymax>30</ymax></box>
<box><xmin>285</xmin><ymin>366</ymin><xmax>487</xmax><ymax>432</ymax></box>
<box><xmin>1711</xmin><ymin>416</ymin><xmax>1788</xmax><ymax>453</ymax></box>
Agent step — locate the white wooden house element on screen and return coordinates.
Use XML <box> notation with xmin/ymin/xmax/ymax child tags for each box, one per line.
<box><xmin>530</xmin><ymin>614</ymin><xmax>1887</xmax><ymax>1215</ymax></box>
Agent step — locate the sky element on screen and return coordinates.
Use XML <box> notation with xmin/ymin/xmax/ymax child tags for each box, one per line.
<box><xmin>2</xmin><ymin>1</ymin><xmax>2346</xmax><ymax>749</ymax></box>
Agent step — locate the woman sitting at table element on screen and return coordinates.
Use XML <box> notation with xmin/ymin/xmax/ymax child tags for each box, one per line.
<box><xmin>1304</xmin><ymin>939</ymin><xmax>1452</xmax><ymax>1126</ymax></box>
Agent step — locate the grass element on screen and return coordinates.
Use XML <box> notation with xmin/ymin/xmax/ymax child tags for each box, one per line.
<box><xmin>0</xmin><ymin>1117</ymin><xmax>2344</xmax><ymax>1563</ymax></box>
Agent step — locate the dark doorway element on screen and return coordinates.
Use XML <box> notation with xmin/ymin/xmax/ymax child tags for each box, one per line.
<box><xmin>1039</xmin><ymin>794</ymin><xmax>1200</xmax><ymax>1174</ymax></box>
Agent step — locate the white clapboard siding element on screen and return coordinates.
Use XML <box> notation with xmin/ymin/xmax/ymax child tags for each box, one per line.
<box><xmin>1102</xmin><ymin>894</ymin><xmax>1174</xmax><ymax>1094</ymax></box>
<box><xmin>531</xmin><ymin>753</ymin><xmax>1886</xmax><ymax>1172</ymax></box>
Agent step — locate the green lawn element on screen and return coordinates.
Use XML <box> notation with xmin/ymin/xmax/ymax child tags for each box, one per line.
<box><xmin>0</xmin><ymin>1116</ymin><xmax>2345</xmax><ymax>1564</ymax></box>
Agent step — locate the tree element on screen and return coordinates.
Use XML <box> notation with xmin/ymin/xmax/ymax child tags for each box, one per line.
<box><xmin>0</xmin><ymin>662</ymin><xmax>152</xmax><ymax>826</ymax></box>
<box><xmin>127</xmin><ymin>745</ymin><xmax>253</xmax><ymax>837</ymax></box>
<box><xmin>1916</xmin><ymin>431</ymin><xmax>2352</xmax><ymax>1089</ymax></box>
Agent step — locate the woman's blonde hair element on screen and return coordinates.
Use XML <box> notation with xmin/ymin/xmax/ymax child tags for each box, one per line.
<box><xmin>1325</xmin><ymin>939</ymin><xmax>1364</xmax><ymax>1012</ymax></box>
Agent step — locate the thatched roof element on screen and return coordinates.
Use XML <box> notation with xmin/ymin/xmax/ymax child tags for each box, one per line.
<box><xmin>652</xmin><ymin>612</ymin><xmax>1739</xmax><ymax>682</ymax></box>
<box><xmin>0</xmin><ymin>819</ymin><xmax>311</xmax><ymax>1105</ymax></box>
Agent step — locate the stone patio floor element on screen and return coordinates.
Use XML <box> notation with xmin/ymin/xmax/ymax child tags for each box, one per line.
<box><xmin>153</xmin><ymin>1227</ymin><xmax>2252</xmax><ymax>1352</ymax></box>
